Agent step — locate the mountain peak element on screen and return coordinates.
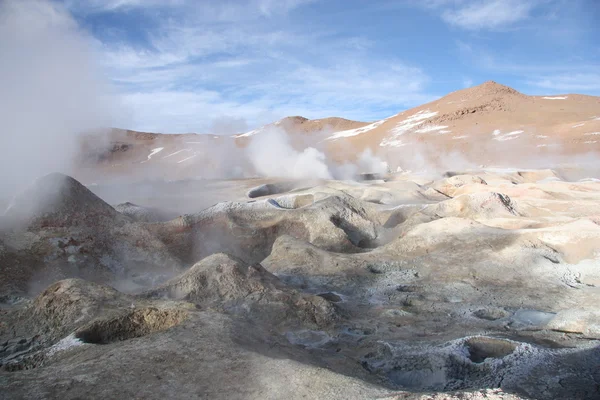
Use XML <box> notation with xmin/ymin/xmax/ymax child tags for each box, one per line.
<box><xmin>471</xmin><ymin>80</ymin><xmax>522</xmax><ymax>96</ymax></box>
<box><xmin>278</xmin><ymin>116</ymin><xmax>309</xmax><ymax>125</ymax></box>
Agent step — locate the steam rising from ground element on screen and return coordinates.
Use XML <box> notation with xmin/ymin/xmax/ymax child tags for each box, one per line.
<box><xmin>247</xmin><ymin>128</ymin><xmax>333</xmax><ymax>179</ymax></box>
<box><xmin>246</xmin><ymin>127</ymin><xmax>389</xmax><ymax>180</ymax></box>
<box><xmin>1</xmin><ymin>1</ymin><xmax>596</xmax><ymax>208</ymax></box>
<box><xmin>0</xmin><ymin>0</ymin><xmax>119</xmax><ymax>200</ymax></box>
<box><xmin>354</xmin><ymin>148</ymin><xmax>390</xmax><ymax>175</ymax></box>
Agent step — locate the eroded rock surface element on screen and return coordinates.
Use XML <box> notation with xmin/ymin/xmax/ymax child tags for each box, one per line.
<box><xmin>2</xmin><ymin>169</ymin><xmax>600</xmax><ymax>399</ymax></box>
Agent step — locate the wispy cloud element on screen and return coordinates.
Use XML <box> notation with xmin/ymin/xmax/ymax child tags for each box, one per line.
<box><xmin>527</xmin><ymin>73</ymin><xmax>600</xmax><ymax>92</ymax></box>
<box><xmin>115</xmin><ymin>56</ymin><xmax>432</xmax><ymax>133</ymax></box>
<box><xmin>62</xmin><ymin>0</ymin><xmax>185</xmax><ymax>14</ymax></box>
<box><xmin>46</xmin><ymin>0</ymin><xmax>598</xmax><ymax>134</ymax></box>
<box><xmin>254</xmin><ymin>0</ymin><xmax>319</xmax><ymax>17</ymax></box>
<box><xmin>65</xmin><ymin>0</ymin><xmax>317</xmax><ymax>20</ymax></box>
<box><xmin>426</xmin><ymin>0</ymin><xmax>541</xmax><ymax>30</ymax></box>
<box><xmin>59</xmin><ymin>0</ymin><xmax>434</xmax><ymax>133</ymax></box>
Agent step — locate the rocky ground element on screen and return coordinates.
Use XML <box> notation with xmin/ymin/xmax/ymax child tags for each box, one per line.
<box><xmin>1</xmin><ymin>169</ymin><xmax>600</xmax><ymax>399</ymax></box>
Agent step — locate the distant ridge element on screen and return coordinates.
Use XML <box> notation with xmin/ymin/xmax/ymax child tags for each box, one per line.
<box><xmin>76</xmin><ymin>81</ymin><xmax>600</xmax><ymax>180</ymax></box>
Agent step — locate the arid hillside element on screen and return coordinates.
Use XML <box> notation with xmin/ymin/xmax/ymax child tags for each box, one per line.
<box><xmin>325</xmin><ymin>81</ymin><xmax>600</xmax><ymax>166</ymax></box>
<box><xmin>77</xmin><ymin>81</ymin><xmax>600</xmax><ymax>183</ymax></box>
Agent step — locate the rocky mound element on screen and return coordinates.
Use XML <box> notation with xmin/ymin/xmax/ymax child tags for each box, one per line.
<box><xmin>380</xmin><ymin>390</ymin><xmax>525</xmax><ymax>399</ymax></box>
<box><xmin>264</xmin><ymin>234</ymin><xmax>366</xmax><ymax>277</ymax></box>
<box><xmin>423</xmin><ymin>192</ymin><xmax>522</xmax><ymax>219</ymax></box>
<box><xmin>362</xmin><ymin>335</ymin><xmax>598</xmax><ymax>397</ymax></box>
<box><xmin>246</xmin><ymin>181</ymin><xmax>302</xmax><ymax>198</ymax></box>
<box><xmin>269</xmin><ymin>193</ymin><xmax>316</xmax><ymax>209</ymax></box>
<box><xmin>149</xmin><ymin>192</ymin><xmax>379</xmax><ymax>265</ymax></box>
<box><xmin>8</xmin><ymin>279</ymin><xmax>131</xmax><ymax>341</ymax></box>
<box><xmin>0</xmin><ymin>174</ymin><xmax>184</xmax><ymax>296</ymax></box>
<box><xmin>431</xmin><ymin>175</ymin><xmax>488</xmax><ymax>197</ymax></box>
<box><xmin>146</xmin><ymin>253</ymin><xmax>282</xmax><ymax>302</ymax></box>
<box><xmin>0</xmin><ymin>279</ymin><xmax>188</xmax><ymax>371</ymax></box>
<box><xmin>514</xmin><ymin>169</ymin><xmax>561</xmax><ymax>183</ymax></box>
<box><xmin>114</xmin><ymin>202</ymin><xmax>174</xmax><ymax>222</ymax></box>
<box><xmin>3</xmin><ymin>173</ymin><xmax>125</xmax><ymax>229</ymax></box>
<box><xmin>145</xmin><ymin>253</ymin><xmax>337</xmax><ymax>327</ymax></box>
<box><xmin>74</xmin><ymin>307</ymin><xmax>187</xmax><ymax>345</ymax></box>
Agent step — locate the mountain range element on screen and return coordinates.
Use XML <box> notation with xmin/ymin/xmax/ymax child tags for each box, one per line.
<box><xmin>80</xmin><ymin>81</ymin><xmax>600</xmax><ymax>182</ymax></box>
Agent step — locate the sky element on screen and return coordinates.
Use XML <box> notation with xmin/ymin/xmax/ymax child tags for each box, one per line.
<box><xmin>15</xmin><ymin>0</ymin><xmax>600</xmax><ymax>133</ymax></box>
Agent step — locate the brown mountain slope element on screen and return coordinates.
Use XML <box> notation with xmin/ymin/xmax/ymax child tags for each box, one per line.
<box><xmin>84</xmin><ymin>116</ymin><xmax>367</xmax><ymax>165</ymax></box>
<box><xmin>238</xmin><ymin>116</ymin><xmax>368</xmax><ymax>137</ymax></box>
<box><xmin>78</xmin><ymin>81</ymin><xmax>600</xmax><ymax>181</ymax></box>
<box><xmin>325</xmin><ymin>81</ymin><xmax>600</xmax><ymax>166</ymax></box>
<box><xmin>233</xmin><ymin>116</ymin><xmax>369</xmax><ymax>149</ymax></box>
<box><xmin>76</xmin><ymin>116</ymin><xmax>369</xmax><ymax>182</ymax></box>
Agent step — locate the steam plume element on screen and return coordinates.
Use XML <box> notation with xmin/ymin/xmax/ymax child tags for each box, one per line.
<box><xmin>0</xmin><ymin>0</ymin><xmax>119</xmax><ymax>200</ymax></box>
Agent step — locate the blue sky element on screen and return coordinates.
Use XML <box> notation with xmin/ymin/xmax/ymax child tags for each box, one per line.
<box><xmin>49</xmin><ymin>0</ymin><xmax>600</xmax><ymax>133</ymax></box>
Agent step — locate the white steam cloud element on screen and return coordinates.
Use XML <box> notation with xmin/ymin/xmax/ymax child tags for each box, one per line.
<box><xmin>356</xmin><ymin>148</ymin><xmax>390</xmax><ymax>175</ymax></box>
<box><xmin>247</xmin><ymin>128</ymin><xmax>333</xmax><ymax>179</ymax></box>
<box><xmin>0</xmin><ymin>0</ymin><xmax>120</xmax><ymax>198</ymax></box>
<box><xmin>246</xmin><ymin>127</ymin><xmax>390</xmax><ymax>180</ymax></box>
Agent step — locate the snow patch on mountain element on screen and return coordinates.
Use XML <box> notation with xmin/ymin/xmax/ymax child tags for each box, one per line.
<box><xmin>327</xmin><ymin>119</ymin><xmax>386</xmax><ymax>140</ymax></box>
<box><xmin>141</xmin><ymin>147</ymin><xmax>164</xmax><ymax>163</ymax></box>
<box><xmin>380</xmin><ymin>110</ymin><xmax>438</xmax><ymax>147</ymax></box>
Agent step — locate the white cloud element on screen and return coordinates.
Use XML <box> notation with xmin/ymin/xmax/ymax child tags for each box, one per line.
<box><xmin>430</xmin><ymin>0</ymin><xmax>539</xmax><ymax>30</ymax></box>
<box><xmin>255</xmin><ymin>0</ymin><xmax>318</xmax><ymax>17</ymax></box>
<box><xmin>273</xmin><ymin>61</ymin><xmax>431</xmax><ymax>107</ymax></box>
<box><xmin>527</xmin><ymin>73</ymin><xmax>600</xmax><ymax>92</ymax></box>
<box><xmin>117</xmin><ymin>55</ymin><xmax>433</xmax><ymax>133</ymax></box>
<box><xmin>65</xmin><ymin>0</ymin><xmax>316</xmax><ymax>20</ymax></box>
<box><xmin>119</xmin><ymin>91</ymin><xmax>265</xmax><ymax>133</ymax></box>
<box><xmin>62</xmin><ymin>0</ymin><xmax>434</xmax><ymax>133</ymax></box>
<box><xmin>62</xmin><ymin>0</ymin><xmax>185</xmax><ymax>14</ymax></box>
